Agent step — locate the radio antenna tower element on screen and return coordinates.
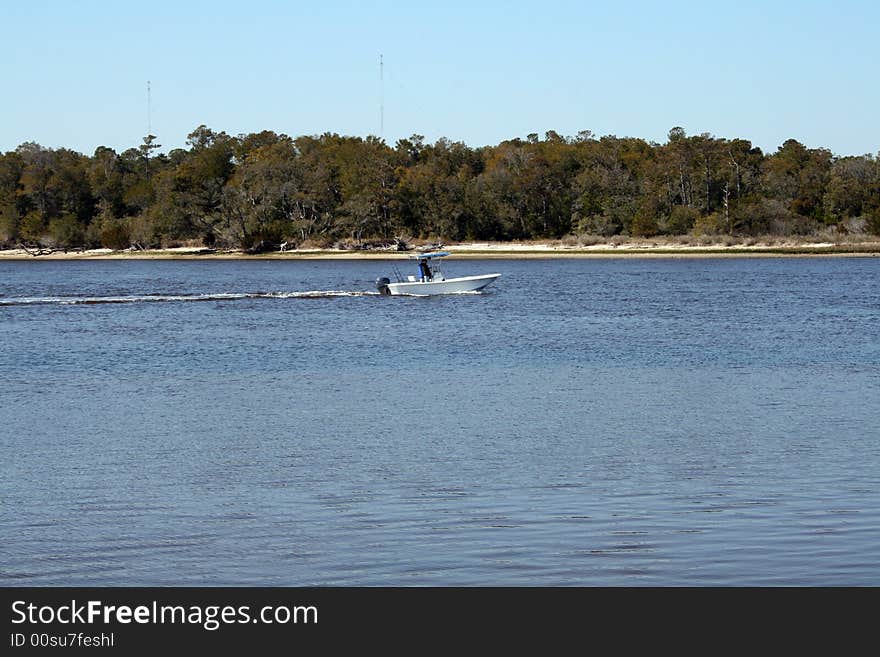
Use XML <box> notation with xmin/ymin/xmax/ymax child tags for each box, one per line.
<box><xmin>379</xmin><ymin>54</ymin><xmax>384</xmax><ymax>138</ymax></box>
<box><xmin>147</xmin><ymin>80</ymin><xmax>152</xmax><ymax>135</ymax></box>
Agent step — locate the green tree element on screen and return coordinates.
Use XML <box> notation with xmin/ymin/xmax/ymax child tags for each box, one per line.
<box><xmin>219</xmin><ymin>137</ymin><xmax>302</xmax><ymax>248</ymax></box>
<box><xmin>762</xmin><ymin>139</ymin><xmax>832</xmax><ymax>223</ymax></box>
<box><xmin>824</xmin><ymin>156</ymin><xmax>873</xmax><ymax>223</ymax></box>
<box><xmin>0</xmin><ymin>151</ymin><xmax>24</xmax><ymax>242</ymax></box>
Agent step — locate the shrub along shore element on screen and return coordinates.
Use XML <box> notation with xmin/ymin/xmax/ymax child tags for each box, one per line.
<box><xmin>2</xmin><ymin>237</ymin><xmax>878</xmax><ymax>260</ymax></box>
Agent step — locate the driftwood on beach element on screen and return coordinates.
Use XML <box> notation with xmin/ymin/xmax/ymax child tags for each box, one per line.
<box><xmin>18</xmin><ymin>243</ymin><xmax>55</xmax><ymax>257</ymax></box>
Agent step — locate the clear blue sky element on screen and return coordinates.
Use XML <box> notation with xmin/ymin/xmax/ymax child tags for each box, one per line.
<box><xmin>2</xmin><ymin>0</ymin><xmax>878</xmax><ymax>156</ymax></box>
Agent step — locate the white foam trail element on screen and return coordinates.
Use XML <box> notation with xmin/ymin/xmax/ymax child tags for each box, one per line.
<box><xmin>0</xmin><ymin>291</ymin><xmax>380</xmax><ymax>306</ymax></box>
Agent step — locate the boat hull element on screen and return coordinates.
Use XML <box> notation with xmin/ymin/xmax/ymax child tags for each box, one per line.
<box><xmin>385</xmin><ymin>273</ymin><xmax>500</xmax><ymax>296</ymax></box>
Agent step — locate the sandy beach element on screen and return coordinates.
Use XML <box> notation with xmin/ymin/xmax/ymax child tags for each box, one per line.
<box><xmin>1</xmin><ymin>239</ymin><xmax>878</xmax><ymax>260</ymax></box>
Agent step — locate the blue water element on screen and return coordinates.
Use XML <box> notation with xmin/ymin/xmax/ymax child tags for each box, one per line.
<box><xmin>1</xmin><ymin>257</ymin><xmax>878</xmax><ymax>585</ymax></box>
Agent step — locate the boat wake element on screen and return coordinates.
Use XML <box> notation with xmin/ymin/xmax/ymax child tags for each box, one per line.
<box><xmin>0</xmin><ymin>291</ymin><xmax>379</xmax><ymax>306</ymax></box>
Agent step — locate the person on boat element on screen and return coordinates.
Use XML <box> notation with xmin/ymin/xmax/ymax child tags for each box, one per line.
<box><xmin>419</xmin><ymin>259</ymin><xmax>432</xmax><ymax>281</ymax></box>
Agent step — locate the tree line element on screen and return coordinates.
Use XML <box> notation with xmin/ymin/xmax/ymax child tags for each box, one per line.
<box><xmin>1</xmin><ymin>125</ymin><xmax>878</xmax><ymax>251</ymax></box>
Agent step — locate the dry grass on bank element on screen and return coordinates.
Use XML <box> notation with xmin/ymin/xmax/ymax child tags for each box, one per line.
<box><xmin>1</xmin><ymin>234</ymin><xmax>879</xmax><ymax>260</ymax></box>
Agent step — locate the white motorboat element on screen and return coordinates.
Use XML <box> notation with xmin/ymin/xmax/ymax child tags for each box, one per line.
<box><xmin>376</xmin><ymin>251</ymin><xmax>500</xmax><ymax>296</ymax></box>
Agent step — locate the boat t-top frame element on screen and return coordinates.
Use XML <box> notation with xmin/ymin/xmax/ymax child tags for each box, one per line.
<box><xmin>409</xmin><ymin>251</ymin><xmax>450</xmax><ymax>282</ymax></box>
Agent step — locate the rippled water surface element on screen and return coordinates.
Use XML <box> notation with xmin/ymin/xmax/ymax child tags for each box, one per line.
<box><xmin>1</xmin><ymin>257</ymin><xmax>878</xmax><ymax>585</ymax></box>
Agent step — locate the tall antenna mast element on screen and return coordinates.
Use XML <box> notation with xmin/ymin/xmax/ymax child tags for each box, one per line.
<box><xmin>379</xmin><ymin>54</ymin><xmax>384</xmax><ymax>138</ymax></box>
<box><xmin>147</xmin><ymin>80</ymin><xmax>152</xmax><ymax>135</ymax></box>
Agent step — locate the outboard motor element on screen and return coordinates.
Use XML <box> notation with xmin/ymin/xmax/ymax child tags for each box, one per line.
<box><xmin>375</xmin><ymin>277</ymin><xmax>391</xmax><ymax>295</ymax></box>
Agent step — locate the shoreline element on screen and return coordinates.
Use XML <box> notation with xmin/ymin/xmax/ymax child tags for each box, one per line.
<box><xmin>1</xmin><ymin>240</ymin><xmax>878</xmax><ymax>260</ymax></box>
